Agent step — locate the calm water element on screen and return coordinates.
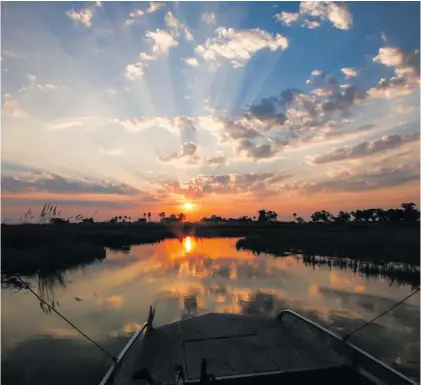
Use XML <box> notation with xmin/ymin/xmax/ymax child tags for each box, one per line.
<box><xmin>2</xmin><ymin>237</ymin><xmax>420</xmax><ymax>384</ymax></box>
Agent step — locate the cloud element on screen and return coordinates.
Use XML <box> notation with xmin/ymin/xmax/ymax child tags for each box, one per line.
<box><xmin>66</xmin><ymin>3</ymin><xmax>101</xmax><ymax>28</ymax></box>
<box><xmin>159</xmin><ymin>142</ymin><xmax>198</xmax><ymax>162</ymax></box>
<box><xmin>311</xmin><ymin>69</ymin><xmax>324</xmax><ymax>76</ymax></box>
<box><xmin>98</xmin><ymin>144</ymin><xmax>123</xmax><ymax>156</ymax></box>
<box><xmin>2</xmin><ymin>98</ymin><xmax>27</xmax><ymax>118</ymax></box>
<box><xmin>341</xmin><ymin>67</ymin><xmax>357</xmax><ymax>78</ymax></box>
<box><xmin>146</xmin><ymin>2</ymin><xmax>165</xmax><ymax>13</ymax></box>
<box><xmin>155</xmin><ymin>171</ymin><xmax>291</xmax><ymax>200</ymax></box>
<box><xmin>1</xmin><ymin>171</ymin><xmax>139</xmax><ymax>195</ymax></box>
<box><xmin>311</xmin><ymin>133</ymin><xmax>420</xmax><ymax>164</ymax></box>
<box><xmin>139</xmin><ymin>52</ymin><xmax>156</xmax><ymax>61</ymax></box>
<box><xmin>164</xmin><ymin>11</ymin><xmax>194</xmax><ymax>42</ymax></box>
<box><xmin>370</xmin><ymin>47</ymin><xmax>420</xmax><ymax>98</ymax></box>
<box><xmin>100</xmin><ymin>295</ymin><xmax>123</xmax><ymax>310</ymax></box>
<box><xmin>194</xmin><ymin>27</ymin><xmax>288</xmax><ymax>68</ymax></box>
<box><xmin>275</xmin><ymin>2</ymin><xmax>352</xmax><ymax>30</ymax></box>
<box><xmin>146</xmin><ymin>29</ymin><xmax>178</xmax><ymax>54</ymax></box>
<box><xmin>288</xmin><ymin>163</ymin><xmax>419</xmax><ymax>194</ymax></box>
<box><xmin>47</xmin><ymin>116</ymin><xmax>97</xmax><ymax>130</ymax></box>
<box><xmin>299</xmin><ymin>1</ymin><xmax>353</xmax><ymax>30</ymax></box>
<box><xmin>125</xmin><ymin>63</ymin><xmax>144</xmax><ymax>80</ymax></box>
<box><xmin>274</xmin><ymin>11</ymin><xmax>299</xmax><ymax>26</ymax></box>
<box><xmin>124</xmin><ymin>9</ymin><xmax>144</xmax><ymax>26</ymax></box>
<box><xmin>118</xmin><ymin>116</ymin><xmax>195</xmax><ymax>136</ymax></box>
<box><xmin>202</xmin><ymin>12</ymin><xmax>217</xmax><ymax>25</ymax></box>
<box><xmin>184</xmin><ymin>28</ymin><xmax>194</xmax><ymax>41</ymax></box>
<box><xmin>204</xmin><ymin>156</ymin><xmax>227</xmax><ymax>165</ymax></box>
<box><xmin>164</xmin><ymin>11</ymin><xmax>180</xmax><ymax>29</ymax></box>
<box><xmin>184</xmin><ymin>57</ymin><xmax>199</xmax><ymax>67</ymax></box>
<box><xmin>301</xmin><ymin>20</ymin><xmax>321</xmax><ymax>29</ymax></box>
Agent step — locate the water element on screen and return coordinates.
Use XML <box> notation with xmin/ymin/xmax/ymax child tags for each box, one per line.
<box><xmin>2</xmin><ymin>237</ymin><xmax>420</xmax><ymax>384</ymax></box>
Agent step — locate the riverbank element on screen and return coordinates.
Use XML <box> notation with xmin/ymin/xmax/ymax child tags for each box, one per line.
<box><xmin>2</xmin><ymin>222</ymin><xmax>420</xmax><ymax>280</ymax></box>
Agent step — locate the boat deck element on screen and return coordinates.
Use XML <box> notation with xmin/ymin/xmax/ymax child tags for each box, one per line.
<box><xmin>113</xmin><ymin>312</ymin><xmax>349</xmax><ymax>385</ymax></box>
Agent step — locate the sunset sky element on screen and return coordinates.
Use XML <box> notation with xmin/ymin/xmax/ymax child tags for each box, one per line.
<box><xmin>1</xmin><ymin>1</ymin><xmax>420</xmax><ymax>222</ymax></box>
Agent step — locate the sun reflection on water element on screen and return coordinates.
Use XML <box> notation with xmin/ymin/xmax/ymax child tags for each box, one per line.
<box><xmin>182</xmin><ymin>236</ymin><xmax>194</xmax><ymax>254</ymax></box>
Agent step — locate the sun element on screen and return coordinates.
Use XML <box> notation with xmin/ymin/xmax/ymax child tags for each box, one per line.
<box><xmin>183</xmin><ymin>202</ymin><xmax>194</xmax><ymax>210</ymax></box>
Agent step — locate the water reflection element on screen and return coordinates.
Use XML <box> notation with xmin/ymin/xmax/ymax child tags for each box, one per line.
<box><xmin>2</xmin><ymin>237</ymin><xmax>420</xmax><ymax>385</ymax></box>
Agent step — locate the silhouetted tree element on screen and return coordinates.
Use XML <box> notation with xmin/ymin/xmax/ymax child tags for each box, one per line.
<box><xmin>401</xmin><ymin>202</ymin><xmax>419</xmax><ymax>222</ymax></box>
<box><xmin>311</xmin><ymin>210</ymin><xmax>334</xmax><ymax>223</ymax></box>
<box><xmin>143</xmin><ymin>213</ymin><xmax>146</xmax><ymax>219</ymax></box>
<box><xmin>296</xmin><ymin>216</ymin><xmax>305</xmax><ymax>224</ymax></box>
<box><xmin>257</xmin><ymin>209</ymin><xmax>278</xmax><ymax>222</ymax></box>
<box><xmin>257</xmin><ymin>209</ymin><xmax>267</xmax><ymax>223</ymax></box>
<box><xmin>147</xmin><ymin>212</ymin><xmax>151</xmax><ymax>222</ymax></box>
<box><xmin>178</xmin><ymin>213</ymin><xmax>186</xmax><ymax>222</ymax></box>
<box><xmin>335</xmin><ymin>211</ymin><xmax>351</xmax><ymax>224</ymax></box>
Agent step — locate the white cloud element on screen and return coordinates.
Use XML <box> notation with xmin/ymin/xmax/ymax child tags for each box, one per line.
<box><xmin>66</xmin><ymin>6</ymin><xmax>94</xmax><ymax>28</ymax></box>
<box><xmin>184</xmin><ymin>57</ymin><xmax>199</xmax><ymax>67</ymax></box>
<box><xmin>373</xmin><ymin>47</ymin><xmax>409</xmax><ymax>67</ymax></box>
<box><xmin>277</xmin><ymin>1</ymin><xmax>352</xmax><ymax>30</ymax></box>
<box><xmin>118</xmin><ymin>116</ymin><xmax>195</xmax><ymax>135</ymax></box>
<box><xmin>125</xmin><ymin>63</ymin><xmax>144</xmax><ymax>80</ymax></box>
<box><xmin>98</xmin><ymin>145</ymin><xmax>123</xmax><ymax>155</ymax></box>
<box><xmin>312</xmin><ymin>88</ymin><xmax>334</xmax><ymax>96</ymax></box>
<box><xmin>194</xmin><ymin>27</ymin><xmax>288</xmax><ymax>68</ymax></box>
<box><xmin>146</xmin><ymin>29</ymin><xmax>178</xmax><ymax>54</ymax></box>
<box><xmin>2</xmin><ymin>98</ymin><xmax>27</xmax><ymax>118</ymax></box>
<box><xmin>47</xmin><ymin>116</ymin><xmax>96</xmax><ymax>130</ymax></box>
<box><xmin>36</xmin><ymin>84</ymin><xmax>58</xmax><ymax>91</ymax></box>
<box><xmin>274</xmin><ymin>11</ymin><xmax>299</xmax><ymax>26</ymax></box>
<box><xmin>311</xmin><ymin>69</ymin><xmax>324</xmax><ymax>76</ymax></box>
<box><xmin>202</xmin><ymin>12</ymin><xmax>217</xmax><ymax>25</ymax></box>
<box><xmin>124</xmin><ymin>9</ymin><xmax>144</xmax><ymax>26</ymax></box>
<box><xmin>164</xmin><ymin>11</ymin><xmax>180</xmax><ymax>29</ymax></box>
<box><xmin>139</xmin><ymin>52</ymin><xmax>156</xmax><ymax>61</ymax></box>
<box><xmin>146</xmin><ymin>2</ymin><xmax>165</xmax><ymax>13</ymax></box>
<box><xmin>129</xmin><ymin>9</ymin><xmax>144</xmax><ymax>18</ymax></box>
<box><xmin>184</xmin><ymin>28</ymin><xmax>194</xmax><ymax>41</ymax></box>
<box><xmin>341</xmin><ymin>67</ymin><xmax>357</xmax><ymax>78</ymax></box>
<box><xmin>301</xmin><ymin>20</ymin><xmax>321</xmax><ymax>29</ymax></box>
<box><xmin>370</xmin><ymin>47</ymin><xmax>420</xmax><ymax>99</ymax></box>
<box><xmin>164</xmin><ymin>11</ymin><xmax>194</xmax><ymax>41</ymax></box>
<box><xmin>299</xmin><ymin>1</ymin><xmax>352</xmax><ymax>30</ymax></box>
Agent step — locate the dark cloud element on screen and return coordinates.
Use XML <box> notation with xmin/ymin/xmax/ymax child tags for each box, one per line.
<box><xmin>159</xmin><ymin>142</ymin><xmax>199</xmax><ymax>163</ymax></box>
<box><xmin>1</xmin><ymin>172</ymin><xmax>140</xmax><ymax>195</ymax></box>
<box><xmin>287</xmin><ymin>163</ymin><xmax>419</xmax><ymax>194</ymax></box>
<box><xmin>203</xmin><ymin>156</ymin><xmax>226</xmax><ymax>165</ymax></box>
<box><xmin>155</xmin><ymin>171</ymin><xmax>292</xmax><ymax>200</ymax></box>
<box><xmin>312</xmin><ymin>133</ymin><xmax>420</xmax><ymax>164</ymax></box>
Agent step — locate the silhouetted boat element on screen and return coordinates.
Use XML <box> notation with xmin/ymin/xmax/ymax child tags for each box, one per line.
<box><xmin>99</xmin><ymin>308</ymin><xmax>417</xmax><ymax>385</ymax></box>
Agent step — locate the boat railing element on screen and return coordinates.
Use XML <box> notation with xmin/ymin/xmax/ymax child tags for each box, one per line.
<box><xmin>99</xmin><ymin>321</ymin><xmax>148</xmax><ymax>385</ymax></box>
<box><xmin>277</xmin><ymin>309</ymin><xmax>418</xmax><ymax>385</ymax></box>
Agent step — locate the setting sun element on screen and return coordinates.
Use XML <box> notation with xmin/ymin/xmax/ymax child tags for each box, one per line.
<box><xmin>183</xmin><ymin>202</ymin><xmax>194</xmax><ymax>210</ymax></box>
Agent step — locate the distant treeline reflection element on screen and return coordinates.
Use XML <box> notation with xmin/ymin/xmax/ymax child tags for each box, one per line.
<box><xmin>299</xmin><ymin>255</ymin><xmax>420</xmax><ymax>289</ymax></box>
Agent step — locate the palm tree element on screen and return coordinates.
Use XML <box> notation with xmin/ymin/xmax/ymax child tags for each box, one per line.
<box><xmin>147</xmin><ymin>212</ymin><xmax>151</xmax><ymax>222</ymax></box>
<box><xmin>178</xmin><ymin>213</ymin><xmax>186</xmax><ymax>222</ymax></box>
<box><xmin>143</xmin><ymin>213</ymin><xmax>146</xmax><ymax>219</ymax></box>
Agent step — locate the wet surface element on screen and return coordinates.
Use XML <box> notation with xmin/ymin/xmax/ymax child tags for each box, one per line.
<box><xmin>2</xmin><ymin>237</ymin><xmax>420</xmax><ymax>385</ymax></box>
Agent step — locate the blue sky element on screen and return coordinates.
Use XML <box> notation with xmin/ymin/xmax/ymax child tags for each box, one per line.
<box><xmin>1</xmin><ymin>1</ymin><xmax>420</xmax><ymax>221</ymax></box>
